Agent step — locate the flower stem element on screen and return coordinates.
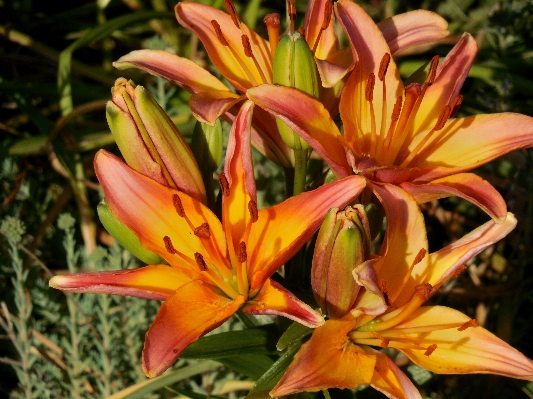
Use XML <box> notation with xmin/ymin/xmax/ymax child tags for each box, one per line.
<box><xmin>293</xmin><ymin>144</ymin><xmax>308</xmax><ymax>196</ymax></box>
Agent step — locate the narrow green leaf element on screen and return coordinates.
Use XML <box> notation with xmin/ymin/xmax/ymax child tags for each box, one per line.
<box><xmin>249</xmin><ymin>343</ymin><xmax>302</xmax><ymax>394</ymax></box>
<box><xmin>276</xmin><ymin>321</ymin><xmax>312</xmax><ymax>351</ymax></box>
<box><xmin>9</xmin><ymin>136</ymin><xmax>47</xmax><ymax>155</ymax></box>
<box><xmin>218</xmin><ymin>355</ymin><xmax>275</xmax><ymax>380</ymax></box>
<box><xmin>105</xmin><ymin>360</ymin><xmax>220</xmax><ymax>399</ymax></box>
<box><xmin>182</xmin><ymin>325</ymin><xmax>278</xmax><ymax>360</ymax></box>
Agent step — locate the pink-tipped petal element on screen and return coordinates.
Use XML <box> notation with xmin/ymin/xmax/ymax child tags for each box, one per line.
<box><xmin>247</xmin><ymin>84</ymin><xmax>351</xmax><ymax>178</ymax></box>
<box><xmin>247</xmin><ymin>175</ymin><xmax>366</xmax><ymax>290</ymax></box>
<box><xmin>189</xmin><ymin>91</ymin><xmax>243</xmax><ymax>125</ymax></box>
<box><xmin>394</xmin><ymin>306</ymin><xmax>533</xmax><ymax>380</ymax></box>
<box><xmin>378</xmin><ymin>10</ymin><xmax>448</xmax><ymax>56</ymax></box>
<box><xmin>113</xmin><ymin>49</ymin><xmax>229</xmax><ymax>93</ymax></box>
<box><xmin>142</xmin><ymin>280</ymin><xmax>245</xmax><ymax>377</ymax></box>
<box><xmin>242</xmin><ymin>278</ymin><xmax>323</xmax><ymax>328</ymax></box>
<box><xmin>401</xmin><ymin>173</ymin><xmax>507</xmax><ymax>222</ymax></box>
<box><xmin>49</xmin><ymin>265</ymin><xmax>190</xmax><ymax>301</ymax></box>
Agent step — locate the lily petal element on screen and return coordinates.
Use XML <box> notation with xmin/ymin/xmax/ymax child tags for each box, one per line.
<box><xmin>176</xmin><ymin>2</ymin><xmax>271</xmax><ymax>92</ymax></box>
<box><xmin>271</xmin><ymin>319</ymin><xmax>376</xmax><ymax>396</ymax></box>
<box><xmin>400</xmin><ymin>173</ymin><xmax>507</xmax><ymax>222</ymax></box>
<box><xmin>425</xmin><ymin>213</ymin><xmax>516</xmax><ymax>289</ymax></box>
<box><xmin>393</xmin><ymin>306</ymin><xmax>533</xmax><ymax>380</ymax></box>
<box><xmin>411</xmin><ymin>34</ymin><xmax>477</xmax><ymax>137</ymax></box>
<box><xmin>247</xmin><ymin>175</ymin><xmax>366</xmax><ymax>290</ymax></box>
<box><xmin>223</xmin><ymin>101</ymin><xmax>257</xmax><ymax>249</ymax></box>
<box><xmin>242</xmin><ymin>278</ymin><xmax>323</xmax><ymax>328</ymax></box>
<box><xmin>369</xmin><ymin>182</ymin><xmax>428</xmax><ymax>306</ymax></box>
<box><xmin>189</xmin><ymin>90</ymin><xmax>243</xmax><ymax>125</ymax></box>
<box><xmin>336</xmin><ymin>0</ymin><xmax>403</xmax><ymax>155</ymax></box>
<box><xmin>247</xmin><ymin>84</ymin><xmax>351</xmax><ymax>178</ymax></box>
<box><xmin>315</xmin><ymin>49</ymin><xmax>353</xmax><ymax>88</ymax></box>
<box><xmin>369</xmin><ymin>349</ymin><xmax>422</xmax><ymax>399</ymax></box>
<box><xmin>49</xmin><ymin>265</ymin><xmax>190</xmax><ymax>301</ymax></box>
<box><xmin>407</xmin><ymin>113</ymin><xmax>533</xmax><ymax>181</ymax></box>
<box><xmin>142</xmin><ymin>280</ymin><xmax>245</xmax><ymax>377</ymax></box>
<box><xmin>378</xmin><ymin>10</ymin><xmax>449</xmax><ymax>56</ymax></box>
<box><xmin>113</xmin><ymin>49</ymin><xmax>229</xmax><ymax>93</ymax></box>
<box><xmin>94</xmin><ymin>150</ymin><xmax>227</xmax><ymax>276</ymax></box>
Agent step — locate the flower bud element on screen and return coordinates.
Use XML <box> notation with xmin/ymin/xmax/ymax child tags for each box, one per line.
<box><xmin>272</xmin><ymin>31</ymin><xmax>320</xmax><ymax>150</ymax></box>
<box><xmin>312</xmin><ymin>205</ymin><xmax>371</xmax><ymax>318</ymax></box>
<box><xmin>97</xmin><ymin>202</ymin><xmax>162</xmax><ymax>265</ymax></box>
<box><xmin>107</xmin><ymin>78</ymin><xmax>206</xmax><ymax>203</ymax></box>
<box><xmin>191</xmin><ymin>120</ymin><xmax>223</xmax><ymax>176</ymax></box>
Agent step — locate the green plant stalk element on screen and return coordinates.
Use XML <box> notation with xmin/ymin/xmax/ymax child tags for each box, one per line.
<box><xmin>293</xmin><ymin>144</ymin><xmax>308</xmax><ymax>196</ymax></box>
<box><xmin>9</xmin><ymin>240</ymin><xmax>34</xmax><ymax>399</ymax></box>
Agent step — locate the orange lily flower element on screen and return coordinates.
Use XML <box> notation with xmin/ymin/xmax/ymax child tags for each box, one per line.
<box><xmin>113</xmin><ymin>0</ymin><xmax>449</xmax><ymax>167</ymax></box>
<box><xmin>49</xmin><ymin>102</ymin><xmax>366</xmax><ymax>377</ymax></box>
<box><xmin>247</xmin><ymin>0</ymin><xmax>533</xmax><ymax>221</ymax></box>
<box><xmin>272</xmin><ymin>183</ymin><xmax>533</xmax><ymax>398</ymax></box>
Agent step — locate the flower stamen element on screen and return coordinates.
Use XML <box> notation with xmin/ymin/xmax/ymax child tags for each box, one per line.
<box><xmin>424</xmin><ymin>343</ymin><xmax>437</xmax><ymax>356</ymax></box>
<box><xmin>458</xmin><ymin>319</ymin><xmax>478</xmax><ymax>331</ymax></box>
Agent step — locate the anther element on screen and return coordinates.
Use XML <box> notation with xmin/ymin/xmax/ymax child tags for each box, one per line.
<box><xmin>365</xmin><ymin>73</ymin><xmax>376</xmax><ymax>102</ymax></box>
<box><xmin>194</xmin><ymin>252</ymin><xmax>208</xmax><ymax>271</ymax></box>
<box><xmin>391</xmin><ymin>96</ymin><xmax>403</xmax><ymax>122</ymax></box>
<box><xmin>380</xmin><ymin>280</ymin><xmax>391</xmax><ymax>307</ymax></box>
<box><xmin>172</xmin><ymin>194</ymin><xmax>185</xmax><ymax>217</ymax></box>
<box><xmin>238</xmin><ymin>241</ymin><xmax>247</xmax><ymax>263</ymax></box>
<box><xmin>424</xmin><ymin>344</ymin><xmax>437</xmax><ymax>356</ymax></box>
<box><xmin>415</xmin><ymin>283</ymin><xmax>433</xmax><ymax>301</ymax></box>
<box><xmin>298</xmin><ymin>27</ymin><xmax>305</xmax><ymax>35</ymax></box>
<box><xmin>248</xmin><ymin>200</ymin><xmax>259</xmax><ymax>223</ymax></box>
<box><xmin>378</xmin><ymin>53</ymin><xmax>391</xmax><ymax>81</ymax></box>
<box><xmin>434</xmin><ymin>105</ymin><xmax>452</xmax><ymax>131</ymax></box>
<box><xmin>412</xmin><ymin>248</ymin><xmax>427</xmax><ymax>266</ymax></box>
<box><xmin>218</xmin><ymin>172</ymin><xmax>230</xmax><ymax>197</ymax></box>
<box><xmin>450</xmin><ymin>94</ymin><xmax>464</xmax><ymax>118</ymax></box>
<box><xmin>224</xmin><ymin>0</ymin><xmax>240</xmax><ymax>27</ymax></box>
<box><xmin>458</xmin><ymin>319</ymin><xmax>478</xmax><ymax>331</ymax></box>
<box><xmin>241</xmin><ymin>35</ymin><xmax>253</xmax><ymax>57</ymax></box>
<box><xmin>425</xmin><ymin>55</ymin><xmax>439</xmax><ymax>85</ymax></box>
<box><xmin>163</xmin><ymin>236</ymin><xmax>177</xmax><ymax>254</ymax></box>
<box><xmin>211</xmin><ymin>20</ymin><xmax>229</xmax><ymax>47</ymax></box>
<box><xmin>194</xmin><ymin>223</ymin><xmax>211</xmax><ymax>239</ymax></box>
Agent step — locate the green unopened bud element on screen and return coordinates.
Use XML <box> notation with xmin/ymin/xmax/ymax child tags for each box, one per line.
<box><xmin>272</xmin><ymin>31</ymin><xmax>319</xmax><ymax>150</ymax></box>
<box><xmin>191</xmin><ymin>120</ymin><xmax>223</xmax><ymax>176</ymax></box>
<box><xmin>97</xmin><ymin>202</ymin><xmax>162</xmax><ymax>265</ymax></box>
<box><xmin>312</xmin><ymin>205</ymin><xmax>371</xmax><ymax>318</ymax></box>
<box><xmin>107</xmin><ymin>78</ymin><xmax>206</xmax><ymax>203</ymax></box>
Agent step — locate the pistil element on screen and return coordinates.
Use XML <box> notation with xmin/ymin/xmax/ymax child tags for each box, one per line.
<box><xmin>264</xmin><ymin>13</ymin><xmax>280</xmax><ymax>59</ymax></box>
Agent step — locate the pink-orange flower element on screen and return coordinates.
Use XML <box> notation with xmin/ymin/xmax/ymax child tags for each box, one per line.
<box><xmin>272</xmin><ymin>183</ymin><xmax>533</xmax><ymax>398</ymax></box>
<box><xmin>247</xmin><ymin>0</ymin><xmax>533</xmax><ymax>221</ymax></box>
<box><xmin>49</xmin><ymin>102</ymin><xmax>366</xmax><ymax>377</ymax></box>
<box><xmin>113</xmin><ymin>0</ymin><xmax>449</xmax><ymax>167</ymax></box>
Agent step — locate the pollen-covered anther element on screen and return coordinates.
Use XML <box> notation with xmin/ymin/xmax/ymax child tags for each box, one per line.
<box><xmin>424</xmin><ymin>343</ymin><xmax>437</xmax><ymax>356</ymax></box>
<box><xmin>391</xmin><ymin>96</ymin><xmax>403</xmax><ymax>122</ymax></box>
<box><xmin>223</xmin><ymin>0</ymin><xmax>240</xmax><ymax>27</ymax></box>
<box><xmin>450</xmin><ymin>264</ymin><xmax>467</xmax><ymax>279</ymax></box>
<box><xmin>218</xmin><ymin>172</ymin><xmax>230</xmax><ymax>197</ymax></box>
<box><xmin>378</xmin><ymin>53</ymin><xmax>391</xmax><ymax>81</ymax></box>
<box><xmin>450</xmin><ymin>94</ymin><xmax>464</xmax><ymax>118</ymax></box>
<box><xmin>434</xmin><ymin>105</ymin><xmax>452</xmax><ymax>131</ymax></box>
<box><xmin>241</xmin><ymin>35</ymin><xmax>253</xmax><ymax>57</ymax></box>
<box><xmin>211</xmin><ymin>20</ymin><xmax>229</xmax><ymax>47</ymax></box>
<box><xmin>380</xmin><ymin>280</ymin><xmax>391</xmax><ymax>307</ymax></box>
<box><xmin>365</xmin><ymin>73</ymin><xmax>376</xmax><ymax>102</ymax></box>
<box><xmin>194</xmin><ymin>252</ymin><xmax>208</xmax><ymax>271</ymax></box>
<box><xmin>194</xmin><ymin>223</ymin><xmax>211</xmax><ymax>239</ymax></box>
<box><xmin>321</xmin><ymin>0</ymin><xmax>333</xmax><ymax>30</ymax></box>
<box><xmin>458</xmin><ymin>319</ymin><xmax>478</xmax><ymax>331</ymax></box>
<box><xmin>415</xmin><ymin>283</ymin><xmax>433</xmax><ymax>301</ymax></box>
<box><xmin>298</xmin><ymin>27</ymin><xmax>305</xmax><ymax>35</ymax></box>
<box><xmin>238</xmin><ymin>241</ymin><xmax>247</xmax><ymax>263</ymax></box>
<box><xmin>248</xmin><ymin>200</ymin><xmax>259</xmax><ymax>222</ymax></box>
<box><xmin>163</xmin><ymin>236</ymin><xmax>177</xmax><ymax>254</ymax></box>
<box><xmin>172</xmin><ymin>194</ymin><xmax>185</xmax><ymax>217</ymax></box>
<box><xmin>425</xmin><ymin>55</ymin><xmax>440</xmax><ymax>85</ymax></box>
<box><xmin>412</xmin><ymin>248</ymin><xmax>427</xmax><ymax>266</ymax></box>
<box><xmin>371</xmin><ymin>333</ymin><xmax>389</xmax><ymax>348</ymax></box>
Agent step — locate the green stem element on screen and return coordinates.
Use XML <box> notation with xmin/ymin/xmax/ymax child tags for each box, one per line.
<box><xmin>293</xmin><ymin>145</ymin><xmax>308</xmax><ymax>196</ymax></box>
<box><xmin>323</xmin><ymin>389</ymin><xmax>332</xmax><ymax>399</ymax></box>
